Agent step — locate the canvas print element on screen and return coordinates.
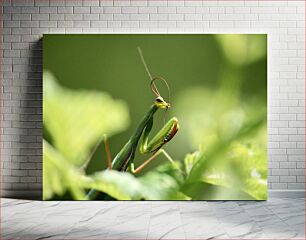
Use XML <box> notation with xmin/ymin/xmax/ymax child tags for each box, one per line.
<box><xmin>43</xmin><ymin>34</ymin><xmax>267</xmax><ymax>200</ymax></box>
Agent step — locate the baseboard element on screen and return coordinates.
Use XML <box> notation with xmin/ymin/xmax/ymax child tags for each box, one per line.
<box><xmin>1</xmin><ymin>190</ymin><xmax>42</xmax><ymax>200</ymax></box>
<box><xmin>268</xmin><ymin>190</ymin><xmax>305</xmax><ymax>198</ymax></box>
<box><xmin>1</xmin><ymin>189</ymin><xmax>305</xmax><ymax>200</ymax></box>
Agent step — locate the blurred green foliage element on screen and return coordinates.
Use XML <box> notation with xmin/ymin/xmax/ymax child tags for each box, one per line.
<box><xmin>43</xmin><ymin>34</ymin><xmax>267</xmax><ymax>200</ymax></box>
<box><xmin>43</xmin><ymin>72</ymin><xmax>130</xmax><ymax>199</ymax></box>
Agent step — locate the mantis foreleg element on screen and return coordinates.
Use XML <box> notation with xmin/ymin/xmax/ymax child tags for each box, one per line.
<box><xmin>129</xmin><ymin>116</ymin><xmax>179</xmax><ymax>173</ymax></box>
<box><xmin>103</xmin><ymin>117</ymin><xmax>179</xmax><ymax>174</ymax></box>
<box><xmin>130</xmin><ymin>149</ymin><xmax>174</xmax><ymax>174</ymax></box>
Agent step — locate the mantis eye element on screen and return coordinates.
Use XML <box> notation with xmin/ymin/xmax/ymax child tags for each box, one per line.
<box><xmin>156</xmin><ymin>97</ymin><xmax>163</xmax><ymax>103</ymax></box>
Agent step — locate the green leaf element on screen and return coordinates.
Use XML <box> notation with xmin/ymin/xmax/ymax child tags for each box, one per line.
<box><xmin>43</xmin><ymin>140</ymin><xmax>87</xmax><ymax>200</ymax></box>
<box><xmin>182</xmin><ymin>181</ymin><xmax>256</xmax><ymax>200</ymax></box>
<box><xmin>139</xmin><ymin>171</ymin><xmax>180</xmax><ymax>200</ymax></box>
<box><xmin>86</xmin><ymin>162</ymin><xmax>189</xmax><ymax>200</ymax></box>
<box><xmin>43</xmin><ymin>71</ymin><xmax>130</xmax><ymax>166</ymax></box>
<box><xmin>86</xmin><ymin>170</ymin><xmax>143</xmax><ymax>200</ymax></box>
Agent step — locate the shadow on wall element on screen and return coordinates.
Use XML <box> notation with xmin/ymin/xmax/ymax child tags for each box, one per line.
<box><xmin>8</xmin><ymin>39</ymin><xmax>43</xmax><ymax>200</ymax></box>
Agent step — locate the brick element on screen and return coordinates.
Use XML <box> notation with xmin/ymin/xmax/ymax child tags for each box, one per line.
<box><xmin>57</xmin><ymin>7</ymin><xmax>73</xmax><ymax>14</ymax></box>
<box><xmin>3</xmin><ymin>21</ymin><xmax>20</xmax><ymax>28</ymax></box>
<box><xmin>12</xmin><ymin>183</ymin><xmax>29</xmax><ymax>189</ymax></box>
<box><xmin>90</xmin><ymin>6</ymin><xmax>104</xmax><ymax>13</ymax></box>
<box><xmin>139</xmin><ymin>20</ymin><xmax>157</xmax><ymax>28</ymax></box>
<box><xmin>234</xmin><ymin>7</ymin><xmax>251</xmax><ymax>13</ymax></box>
<box><xmin>289</xmin><ymin>121</ymin><xmax>304</xmax><ymax>128</ymax></box>
<box><xmin>268</xmin><ymin>162</ymin><xmax>279</xmax><ymax>169</ymax></box>
<box><xmin>210</xmin><ymin>21</ymin><xmax>234</xmax><ymax>28</ymax></box>
<box><xmin>12</xmin><ymin>28</ymin><xmax>31</xmax><ymax>35</ymax></box>
<box><xmin>280</xmin><ymin>162</ymin><xmax>296</xmax><ymax>169</ymax></box>
<box><xmin>99</xmin><ymin>0</ymin><xmax>113</xmax><ymax>6</ymax></box>
<box><xmin>168</xmin><ymin>14</ymin><xmax>184</xmax><ymax>21</ymax></box>
<box><xmin>297</xmin><ymin>162</ymin><xmax>305</xmax><ymax>168</ymax></box>
<box><xmin>32</xmin><ymin>13</ymin><xmax>49</xmax><ymax>20</ymax></box>
<box><xmin>12</xmin><ymin>170</ymin><xmax>28</xmax><ymax>177</ymax></box>
<box><xmin>99</xmin><ymin>14</ymin><xmax>113</xmax><ymax>20</ymax></box>
<box><xmin>234</xmin><ymin>21</ymin><xmax>251</xmax><ymax>28</ymax></box>
<box><xmin>49</xmin><ymin>0</ymin><xmax>65</xmax><ymax>6</ymax></box>
<box><xmin>218</xmin><ymin>1</ymin><xmax>243</xmax><ymax>6</ymax></box>
<box><xmin>289</xmin><ymin>169</ymin><xmax>305</xmax><ymax>176</ymax></box>
<box><xmin>83</xmin><ymin>0</ymin><xmax>99</xmax><ymax>6</ymax></box>
<box><xmin>3</xmin><ymin>6</ymin><xmax>21</xmax><ymax>13</ymax></box>
<box><xmin>4</xmin><ymin>49</ymin><xmax>21</xmax><ymax>57</ymax></box>
<box><xmin>272</xmin><ymin>169</ymin><xmax>289</xmax><ymax>176</ymax></box>
<box><xmin>185</xmin><ymin>14</ymin><xmax>202</xmax><ymax>21</ymax></box>
<box><xmin>121</xmin><ymin>7</ymin><xmax>138</xmax><ymax>14</ymax></box>
<box><xmin>113</xmin><ymin>14</ymin><xmax>129</xmax><ymax>21</ymax></box>
<box><xmin>65</xmin><ymin>14</ymin><xmax>83</xmax><ymax>21</ymax></box>
<box><xmin>297</xmin><ymin>141</ymin><xmax>305</xmax><ymax>148</ymax></box>
<box><xmin>150</xmin><ymin>14</ymin><xmax>167</xmax><ymax>21</ymax></box>
<box><xmin>288</xmin><ymin>183</ymin><xmax>305</xmax><ymax>189</ymax></box>
<box><xmin>139</xmin><ymin>7</ymin><xmax>157</xmax><ymax>13</ymax></box>
<box><xmin>185</xmin><ymin>0</ymin><xmax>202</xmax><ymax>7</ymax></box>
<box><xmin>268</xmin><ymin>176</ymin><xmax>279</xmax><ymax>183</ymax></box>
<box><xmin>83</xmin><ymin>13</ymin><xmax>99</xmax><ymax>20</ymax></box>
<box><xmin>39</xmin><ymin>21</ymin><xmax>57</xmax><ymax>28</ymax></box>
<box><xmin>35</xmin><ymin>0</ymin><xmax>49</xmax><ymax>6</ymax></box>
<box><xmin>177</xmin><ymin>21</ymin><xmax>194</xmax><ymax>28</ymax></box>
<box><xmin>31</xmin><ymin>27</ymin><xmax>49</xmax><ymax>35</ymax></box>
<box><xmin>280</xmin><ymin>176</ymin><xmax>296</xmax><ymax>183</ymax></box>
<box><xmin>297</xmin><ymin>176</ymin><xmax>305</xmax><ymax>183</ymax></box>
<box><xmin>196</xmin><ymin>7</ymin><xmax>209</xmax><ymax>14</ymax></box>
<box><xmin>148</xmin><ymin>0</ymin><xmax>167</xmax><ymax>7</ymax></box>
<box><xmin>21</xmin><ymin>6</ymin><xmax>39</xmax><ymax>13</ymax></box>
<box><xmin>289</xmin><ymin>134</ymin><xmax>305</xmax><ymax>141</ymax></box>
<box><xmin>12</xmin><ymin>0</ymin><xmax>34</xmax><ymax>7</ymax></box>
<box><xmin>130</xmin><ymin>0</ymin><xmax>147</xmax><ymax>6</ymax></box>
<box><xmin>104</xmin><ymin>7</ymin><xmax>121</xmax><ymax>14</ymax></box>
<box><xmin>219</xmin><ymin>14</ymin><xmax>243</xmax><ymax>21</ymax></box>
<box><xmin>50</xmin><ymin>14</ymin><xmax>65</xmax><ymax>20</ymax></box>
<box><xmin>177</xmin><ymin>7</ymin><xmax>196</xmax><ymax>14</ymax></box>
<box><xmin>130</xmin><ymin>14</ymin><xmax>149</xmax><ymax>21</ymax></box>
<box><xmin>73</xmin><ymin>7</ymin><xmax>90</xmax><ymax>14</ymax></box>
<box><xmin>121</xmin><ymin>21</ymin><xmax>139</xmax><ymax>28</ymax></box>
<box><xmin>20</xmin><ymin>177</ymin><xmax>37</xmax><ymax>183</ymax></box>
<box><xmin>58</xmin><ymin>20</ymin><xmax>73</xmax><ymax>28</ymax></box>
<box><xmin>251</xmin><ymin>6</ymin><xmax>279</xmax><ymax>14</ymax></box>
<box><xmin>279</xmin><ymin>7</ymin><xmax>297</xmax><ymax>14</ymax></box>
<box><xmin>158</xmin><ymin>7</ymin><xmax>176</xmax><ymax>14</ymax></box>
<box><xmin>272</xmin><ymin>183</ymin><xmax>287</xmax><ymax>189</ymax></box>
<box><xmin>74</xmin><ymin>21</ymin><xmax>90</xmax><ymax>28</ymax></box>
<box><xmin>91</xmin><ymin>21</ymin><xmax>107</xmax><ymax>28</ymax></box>
<box><xmin>288</xmin><ymin>155</ymin><xmax>304</xmax><ymax>162</ymax></box>
<box><xmin>39</xmin><ymin>6</ymin><xmax>57</xmax><ymax>13</ymax></box>
<box><xmin>4</xmin><ymin>176</ymin><xmax>20</xmax><ymax>183</ymax></box>
<box><xmin>65</xmin><ymin>0</ymin><xmax>82</xmax><ymax>6</ymax></box>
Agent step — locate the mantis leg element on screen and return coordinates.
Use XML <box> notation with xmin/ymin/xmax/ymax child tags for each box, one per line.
<box><xmin>139</xmin><ymin>117</ymin><xmax>179</xmax><ymax>155</ymax></box>
<box><xmin>129</xmin><ymin>116</ymin><xmax>179</xmax><ymax>174</ymax></box>
<box><xmin>103</xmin><ymin>134</ymin><xmax>112</xmax><ymax>170</ymax></box>
<box><xmin>131</xmin><ymin>149</ymin><xmax>174</xmax><ymax>174</ymax></box>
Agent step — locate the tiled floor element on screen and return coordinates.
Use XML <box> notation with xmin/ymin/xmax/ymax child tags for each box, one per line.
<box><xmin>1</xmin><ymin>198</ymin><xmax>305</xmax><ymax>239</ymax></box>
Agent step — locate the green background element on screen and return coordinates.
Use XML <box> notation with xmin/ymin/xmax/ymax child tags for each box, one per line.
<box><xmin>43</xmin><ymin>34</ymin><xmax>267</xmax><ymax>200</ymax></box>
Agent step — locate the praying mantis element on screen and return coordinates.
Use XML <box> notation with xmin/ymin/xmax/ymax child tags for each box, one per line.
<box><xmin>87</xmin><ymin>47</ymin><xmax>179</xmax><ymax>200</ymax></box>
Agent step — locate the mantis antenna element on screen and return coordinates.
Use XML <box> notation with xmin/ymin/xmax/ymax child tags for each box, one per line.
<box><xmin>137</xmin><ymin>47</ymin><xmax>171</xmax><ymax>103</ymax></box>
<box><xmin>151</xmin><ymin>76</ymin><xmax>171</xmax><ymax>104</ymax></box>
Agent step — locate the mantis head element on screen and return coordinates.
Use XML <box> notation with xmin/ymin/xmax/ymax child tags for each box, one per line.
<box><xmin>137</xmin><ymin>47</ymin><xmax>172</xmax><ymax>110</ymax></box>
<box><xmin>155</xmin><ymin>96</ymin><xmax>170</xmax><ymax>109</ymax></box>
<box><xmin>151</xmin><ymin>77</ymin><xmax>171</xmax><ymax>110</ymax></box>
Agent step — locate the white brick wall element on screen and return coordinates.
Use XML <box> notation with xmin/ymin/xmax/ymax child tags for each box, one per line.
<box><xmin>1</xmin><ymin>0</ymin><xmax>305</xmax><ymax>198</ymax></box>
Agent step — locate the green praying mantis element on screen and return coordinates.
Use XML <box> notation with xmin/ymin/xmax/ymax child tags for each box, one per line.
<box><xmin>87</xmin><ymin>47</ymin><xmax>179</xmax><ymax>200</ymax></box>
